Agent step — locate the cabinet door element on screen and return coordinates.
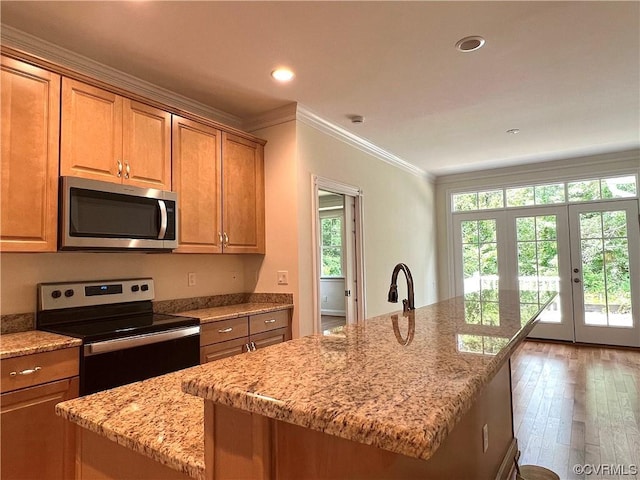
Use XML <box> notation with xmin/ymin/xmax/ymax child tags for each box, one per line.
<box><xmin>221</xmin><ymin>132</ymin><xmax>265</xmax><ymax>254</ymax></box>
<box><xmin>123</xmin><ymin>99</ymin><xmax>171</xmax><ymax>190</ymax></box>
<box><xmin>1</xmin><ymin>56</ymin><xmax>60</xmax><ymax>252</ymax></box>
<box><xmin>200</xmin><ymin>337</ymin><xmax>248</xmax><ymax>364</ymax></box>
<box><xmin>251</xmin><ymin>328</ymin><xmax>289</xmax><ymax>350</ymax></box>
<box><xmin>61</xmin><ymin>78</ymin><xmax>123</xmax><ymax>183</ymax></box>
<box><xmin>0</xmin><ymin>377</ymin><xmax>79</xmax><ymax>480</ymax></box>
<box><xmin>172</xmin><ymin>116</ymin><xmax>222</xmax><ymax>253</ymax></box>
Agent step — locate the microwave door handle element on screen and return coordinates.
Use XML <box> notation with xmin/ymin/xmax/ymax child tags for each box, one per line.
<box><xmin>158</xmin><ymin>200</ymin><xmax>168</xmax><ymax>239</ymax></box>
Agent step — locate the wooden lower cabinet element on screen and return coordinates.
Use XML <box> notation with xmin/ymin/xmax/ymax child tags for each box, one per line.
<box><xmin>200</xmin><ymin>336</ymin><xmax>248</xmax><ymax>363</ymax></box>
<box><xmin>199</xmin><ymin>309</ymin><xmax>292</xmax><ymax>364</ymax></box>
<box><xmin>1</xmin><ymin>376</ymin><xmax>79</xmax><ymax>480</ymax></box>
<box><xmin>251</xmin><ymin>328</ymin><xmax>289</xmax><ymax>350</ymax></box>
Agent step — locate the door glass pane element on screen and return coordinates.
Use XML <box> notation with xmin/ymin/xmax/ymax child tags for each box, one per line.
<box><xmin>579</xmin><ymin>211</ymin><xmax>633</xmax><ymax>327</ymax></box>
<box><xmin>516</xmin><ymin>215</ymin><xmax>561</xmax><ymax>323</ymax></box>
<box><xmin>460</xmin><ymin>219</ymin><xmax>499</xmax><ymax>325</ymax></box>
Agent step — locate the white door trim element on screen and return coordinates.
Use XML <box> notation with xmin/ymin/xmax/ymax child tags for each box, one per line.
<box><xmin>312</xmin><ymin>175</ymin><xmax>366</xmax><ymax>334</ymax></box>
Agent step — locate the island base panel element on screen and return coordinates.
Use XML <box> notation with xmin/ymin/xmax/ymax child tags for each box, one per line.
<box><xmin>208</xmin><ymin>361</ymin><xmax>516</xmax><ymax>479</ymax></box>
<box><xmin>74</xmin><ymin>427</ymin><xmax>194</xmax><ymax>480</ymax></box>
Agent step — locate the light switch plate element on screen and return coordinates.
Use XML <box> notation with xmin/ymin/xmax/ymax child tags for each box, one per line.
<box><xmin>277</xmin><ymin>270</ymin><xmax>289</xmax><ymax>285</ymax></box>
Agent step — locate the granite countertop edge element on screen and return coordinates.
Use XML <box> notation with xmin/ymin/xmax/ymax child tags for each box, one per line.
<box><xmin>0</xmin><ymin>331</ymin><xmax>82</xmax><ymax>360</ymax></box>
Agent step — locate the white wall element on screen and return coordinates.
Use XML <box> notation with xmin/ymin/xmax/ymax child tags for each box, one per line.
<box><xmin>296</xmin><ymin>121</ymin><xmax>438</xmax><ymax>336</ymax></box>
<box><xmin>434</xmin><ymin>149</ymin><xmax>640</xmax><ymax>299</ymax></box>
<box><xmin>320</xmin><ymin>278</ymin><xmax>345</xmax><ymax>316</ymax></box>
<box><xmin>246</xmin><ymin>120</ymin><xmax>302</xmax><ymax>337</ymax></box>
<box><xmin>0</xmin><ymin>252</ymin><xmax>248</xmax><ymax>314</ymax></box>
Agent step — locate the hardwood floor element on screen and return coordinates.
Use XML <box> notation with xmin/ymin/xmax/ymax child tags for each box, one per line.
<box><xmin>512</xmin><ymin>341</ymin><xmax>640</xmax><ymax>480</ymax></box>
<box><xmin>321</xmin><ymin>315</ymin><xmax>346</xmax><ymax>332</ymax></box>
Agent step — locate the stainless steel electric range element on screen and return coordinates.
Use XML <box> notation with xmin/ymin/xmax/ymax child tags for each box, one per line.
<box><xmin>37</xmin><ymin>278</ymin><xmax>200</xmax><ymax>396</ymax></box>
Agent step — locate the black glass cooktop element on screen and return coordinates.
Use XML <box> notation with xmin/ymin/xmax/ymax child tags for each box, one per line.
<box><xmin>39</xmin><ymin>311</ymin><xmax>199</xmax><ymax>343</ymax></box>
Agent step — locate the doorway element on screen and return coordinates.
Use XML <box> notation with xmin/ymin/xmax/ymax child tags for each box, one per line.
<box><xmin>312</xmin><ymin>176</ymin><xmax>365</xmax><ymax>335</ymax></box>
<box><xmin>453</xmin><ymin>199</ymin><xmax>640</xmax><ymax>347</ymax></box>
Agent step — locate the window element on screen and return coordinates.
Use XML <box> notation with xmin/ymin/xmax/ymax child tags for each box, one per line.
<box><xmin>321</xmin><ymin>216</ymin><xmax>343</xmax><ymax>277</ymax></box>
<box><xmin>452</xmin><ymin>175</ymin><xmax>638</xmax><ymax>213</ymax></box>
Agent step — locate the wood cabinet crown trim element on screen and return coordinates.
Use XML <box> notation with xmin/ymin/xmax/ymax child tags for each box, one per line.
<box><xmin>1</xmin><ymin>46</ymin><xmax>266</xmax><ymax>146</ymax></box>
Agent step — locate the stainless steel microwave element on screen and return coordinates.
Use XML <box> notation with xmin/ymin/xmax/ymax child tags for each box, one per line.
<box><xmin>59</xmin><ymin>177</ymin><xmax>178</xmax><ymax>251</ymax></box>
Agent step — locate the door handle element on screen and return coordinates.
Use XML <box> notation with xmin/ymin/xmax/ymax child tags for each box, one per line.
<box><xmin>158</xmin><ymin>200</ymin><xmax>168</xmax><ymax>239</ymax></box>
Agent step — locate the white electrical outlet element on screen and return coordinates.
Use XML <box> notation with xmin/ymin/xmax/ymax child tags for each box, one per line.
<box><xmin>482</xmin><ymin>424</ymin><xmax>489</xmax><ymax>453</ymax></box>
<box><xmin>277</xmin><ymin>270</ymin><xmax>289</xmax><ymax>285</ymax></box>
<box><xmin>188</xmin><ymin>272</ymin><xmax>196</xmax><ymax>286</ymax></box>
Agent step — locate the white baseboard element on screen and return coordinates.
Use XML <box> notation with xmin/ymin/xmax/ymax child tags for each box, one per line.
<box><xmin>321</xmin><ymin>309</ymin><xmax>346</xmax><ymax>317</ymax></box>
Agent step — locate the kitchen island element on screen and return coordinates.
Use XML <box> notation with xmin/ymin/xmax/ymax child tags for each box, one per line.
<box><xmin>57</xmin><ymin>290</ymin><xmax>555</xmax><ymax>479</ymax></box>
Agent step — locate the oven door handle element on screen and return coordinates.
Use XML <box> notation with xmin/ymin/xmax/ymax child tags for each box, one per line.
<box><xmin>84</xmin><ymin>326</ymin><xmax>200</xmax><ymax>356</ymax></box>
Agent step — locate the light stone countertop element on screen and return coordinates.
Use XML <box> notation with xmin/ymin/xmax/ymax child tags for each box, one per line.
<box><xmin>176</xmin><ymin>302</ymin><xmax>293</xmax><ymax>325</ymax></box>
<box><xmin>182</xmin><ymin>290</ymin><xmax>555</xmax><ymax>462</ymax></box>
<box><xmin>56</xmin><ymin>370</ymin><xmax>205</xmax><ymax>480</ymax></box>
<box><xmin>54</xmin><ymin>291</ymin><xmax>552</xmax><ymax>477</ymax></box>
<box><xmin>0</xmin><ymin>330</ymin><xmax>81</xmax><ymax>359</ymax></box>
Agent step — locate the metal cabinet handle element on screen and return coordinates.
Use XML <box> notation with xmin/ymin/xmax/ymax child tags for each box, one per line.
<box><xmin>244</xmin><ymin>343</ymin><xmax>251</xmax><ymax>352</ymax></box>
<box><xmin>9</xmin><ymin>366</ymin><xmax>41</xmax><ymax>377</ymax></box>
<box><xmin>218</xmin><ymin>232</ymin><xmax>223</xmax><ymax>245</ymax></box>
<box><xmin>117</xmin><ymin>161</ymin><xmax>123</xmax><ymax>178</ymax></box>
<box><xmin>125</xmin><ymin>162</ymin><xmax>131</xmax><ymax>179</ymax></box>
<box><xmin>218</xmin><ymin>327</ymin><xmax>233</xmax><ymax>333</ymax></box>
<box><xmin>222</xmin><ymin>232</ymin><xmax>229</xmax><ymax>247</ymax></box>
<box><xmin>250</xmin><ymin>342</ymin><xmax>257</xmax><ymax>351</ymax></box>
<box><xmin>264</xmin><ymin>319</ymin><xmax>276</xmax><ymax>324</ymax></box>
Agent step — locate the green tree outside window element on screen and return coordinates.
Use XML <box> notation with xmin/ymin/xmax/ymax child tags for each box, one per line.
<box><xmin>321</xmin><ymin>216</ymin><xmax>343</xmax><ymax>277</ymax></box>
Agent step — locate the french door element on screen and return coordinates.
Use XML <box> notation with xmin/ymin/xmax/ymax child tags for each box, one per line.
<box><xmin>453</xmin><ymin>199</ymin><xmax>640</xmax><ymax>347</ymax></box>
<box><xmin>569</xmin><ymin>200</ymin><xmax>640</xmax><ymax>347</ymax></box>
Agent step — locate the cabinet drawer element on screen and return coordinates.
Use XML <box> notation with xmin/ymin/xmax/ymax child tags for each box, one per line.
<box><xmin>250</xmin><ymin>310</ymin><xmax>290</xmax><ymax>335</ymax></box>
<box><xmin>0</xmin><ymin>347</ymin><xmax>79</xmax><ymax>394</ymax></box>
<box><xmin>201</xmin><ymin>317</ymin><xmax>249</xmax><ymax>346</ymax></box>
<box><xmin>200</xmin><ymin>337</ymin><xmax>248</xmax><ymax>364</ymax></box>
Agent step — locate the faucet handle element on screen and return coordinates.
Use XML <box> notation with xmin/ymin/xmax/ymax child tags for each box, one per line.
<box><xmin>402</xmin><ymin>299</ymin><xmax>409</xmax><ymax>312</ymax></box>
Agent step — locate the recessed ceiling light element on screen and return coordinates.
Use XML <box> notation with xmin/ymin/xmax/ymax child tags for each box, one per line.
<box><xmin>271</xmin><ymin>68</ymin><xmax>295</xmax><ymax>82</ymax></box>
<box><xmin>455</xmin><ymin>36</ymin><xmax>485</xmax><ymax>53</ymax></box>
<box><xmin>506</xmin><ymin>128</ymin><xmax>520</xmax><ymax>135</ymax></box>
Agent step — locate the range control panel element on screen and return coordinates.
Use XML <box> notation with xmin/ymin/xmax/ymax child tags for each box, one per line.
<box><xmin>39</xmin><ymin>278</ymin><xmax>155</xmax><ymax>311</ymax></box>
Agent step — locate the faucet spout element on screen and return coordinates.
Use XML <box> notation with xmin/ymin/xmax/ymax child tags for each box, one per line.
<box><xmin>387</xmin><ymin>263</ymin><xmax>415</xmax><ymax>312</ymax></box>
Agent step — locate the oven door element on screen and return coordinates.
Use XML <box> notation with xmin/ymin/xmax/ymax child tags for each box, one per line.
<box><xmin>60</xmin><ymin>176</ymin><xmax>177</xmax><ymax>251</ymax></box>
<box><xmin>81</xmin><ymin>326</ymin><xmax>199</xmax><ymax>395</ymax></box>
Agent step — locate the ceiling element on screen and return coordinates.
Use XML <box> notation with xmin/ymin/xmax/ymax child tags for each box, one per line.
<box><xmin>2</xmin><ymin>1</ymin><xmax>638</xmax><ymax>176</ymax></box>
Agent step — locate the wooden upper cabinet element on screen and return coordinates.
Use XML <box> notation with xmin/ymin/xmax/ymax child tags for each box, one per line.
<box><xmin>172</xmin><ymin>116</ymin><xmax>222</xmax><ymax>253</ymax></box>
<box><xmin>61</xmin><ymin>78</ymin><xmax>122</xmax><ymax>182</ymax></box>
<box><xmin>123</xmin><ymin>99</ymin><xmax>171</xmax><ymax>190</ymax></box>
<box><xmin>1</xmin><ymin>56</ymin><xmax>60</xmax><ymax>252</ymax></box>
<box><xmin>222</xmin><ymin>132</ymin><xmax>265</xmax><ymax>254</ymax></box>
<box><xmin>61</xmin><ymin>78</ymin><xmax>171</xmax><ymax>190</ymax></box>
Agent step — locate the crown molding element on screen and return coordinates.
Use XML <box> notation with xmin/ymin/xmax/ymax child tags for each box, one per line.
<box><xmin>296</xmin><ymin>105</ymin><xmax>433</xmax><ymax>181</ymax></box>
<box><xmin>0</xmin><ymin>25</ymin><xmax>242</xmax><ymax>128</ymax></box>
<box><xmin>243</xmin><ymin>103</ymin><xmax>298</xmax><ymax>133</ymax></box>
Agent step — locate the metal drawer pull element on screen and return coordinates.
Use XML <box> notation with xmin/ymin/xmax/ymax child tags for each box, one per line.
<box><xmin>264</xmin><ymin>319</ymin><xmax>276</xmax><ymax>324</ymax></box>
<box><xmin>218</xmin><ymin>327</ymin><xmax>233</xmax><ymax>333</ymax></box>
<box><xmin>250</xmin><ymin>342</ymin><xmax>257</xmax><ymax>351</ymax></box>
<box><xmin>244</xmin><ymin>343</ymin><xmax>251</xmax><ymax>352</ymax></box>
<box><xmin>10</xmin><ymin>366</ymin><xmax>41</xmax><ymax>377</ymax></box>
